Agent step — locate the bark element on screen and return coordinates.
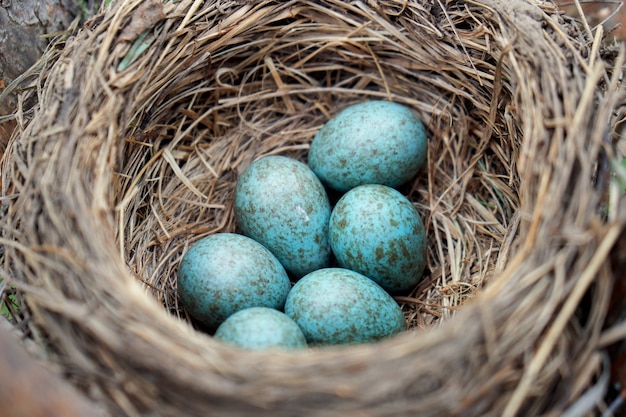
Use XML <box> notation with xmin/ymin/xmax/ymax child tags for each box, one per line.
<box><xmin>0</xmin><ymin>0</ymin><xmax>81</xmax><ymax>147</ymax></box>
<box><xmin>0</xmin><ymin>0</ymin><xmax>80</xmax><ymax>86</ymax></box>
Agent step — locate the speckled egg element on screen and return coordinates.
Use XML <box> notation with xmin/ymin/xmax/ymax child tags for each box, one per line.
<box><xmin>234</xmin><ymin>155</ymin><xmax>331</xmax><ymax>278</ymax></box>
<box><xmin>214</xmin><ymin>307</ymin><xmax>307</xmax><ymax>350</ymax></box>
<box><xmin>177</xmin><ymin>233</ymin><xmax>291</xmax><ymax>330</ymax></box>
<box><xmin>284</xmin><ymin>268</ymin><xmax>405</xmax><ymax>346</ymax></box>
<box><xmin>308</xmin><ymin>100</ymin><xmax>427</xmax><ymax>192</ymax></box>
<box><xmin>329</xmin><ymin>184</ymin><xmax>427</xmax><ymax>294</ymax></box>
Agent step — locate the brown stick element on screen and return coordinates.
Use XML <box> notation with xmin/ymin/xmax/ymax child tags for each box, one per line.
<box><xmin>0</xmin><ymin>323</ymin><xmax>106</xmax><ymax>417</ymax></box>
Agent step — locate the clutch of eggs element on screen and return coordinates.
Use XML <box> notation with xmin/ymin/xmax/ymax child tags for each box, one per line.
<box><xmin>178</xmin><ymin>100</ymin><xmax>428</xmax><ymax>348</ymax></box>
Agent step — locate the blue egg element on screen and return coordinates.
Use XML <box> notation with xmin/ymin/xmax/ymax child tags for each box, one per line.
<box><xmin>284</xmin><ymin>268</ymin><xmax>405</xmax><ymax>346</ymax></box>
<box><xmin>329</xmin><ymin>184</ymin><xmax>427</xmax><ymax>294</ymax></box>
<box><xmin>308</xmin><ymin>100</ymin><xmax>427</xmax><ymax>192</ymax></box>
<box><xmin>177</xmin><ymin>233</ymin><xmax>291</xmax><ymax>329</ymax></box>
<box><xmin>214</xmin><ymin>307</ymin><xmax>307</xmax><ymax>350</ymax></box>
<box><xmin>234</xmin><ymin>155</ymin><xmax>331</xmax><ymax>278</ymax></box>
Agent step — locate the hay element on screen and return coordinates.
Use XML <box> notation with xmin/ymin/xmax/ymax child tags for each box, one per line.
<box><xmin>1</xmin><ymin>0</ymin><xmax>625</xmax><ymax>415</ymax></box>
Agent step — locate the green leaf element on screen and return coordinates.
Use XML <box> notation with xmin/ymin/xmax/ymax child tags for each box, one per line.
<box><xmin>0</xmin><ymin>301</ymin><xmax>12</xmax><ymax>321</ymax></box>
<box><xmin>0</xmin><ymin>278</ymin><xmax>19</xmax><ymax>322</ymax></box>
<box><xmin>0</xmin><ymin>295</ymin><xmax>17</xmax><ymax>322</ymax></box>
<box><xmin>117</xmin><ymin>30</ymin><xmax>156</xmax><ymax>72</ymax></box>
<box><xmin>612</xmin><ymin>156</ymin><xmax>626</xmax><ymax>193</ymax></box>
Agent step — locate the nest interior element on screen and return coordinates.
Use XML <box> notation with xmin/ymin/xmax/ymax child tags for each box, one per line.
<box><xmin>1</xmin><ymin>0</ymin><xmax>625</xmax><ymax>416</ymax></box>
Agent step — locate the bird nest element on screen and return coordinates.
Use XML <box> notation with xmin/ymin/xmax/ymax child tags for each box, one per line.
<box><xmin>1</xmin><ymin>0</ymin><xmax>625</xmax><ymax>415</ymax></box>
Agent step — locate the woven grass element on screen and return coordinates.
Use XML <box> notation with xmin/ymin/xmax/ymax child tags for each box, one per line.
<box><xmin>1</xmin><ymin>0</ymin><xmax>625</xmax><ymax>415</ymax></box>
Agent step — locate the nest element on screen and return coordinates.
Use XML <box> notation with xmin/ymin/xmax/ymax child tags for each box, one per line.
<box><xmin>1</xmin><ymin>0</ymin><xmax>625</xmax><ymax>415</ymax></box>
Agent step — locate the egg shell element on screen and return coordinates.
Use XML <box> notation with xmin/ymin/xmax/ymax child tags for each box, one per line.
<box><xmin>329</xmin><ymin>184</ymin><xmax>427</xmax><ymax>294</ymax></box>
<box><xmin>177</xmin><ymin>233</ymin><xmax>291</xmax><ymax>330</ymax></box>
<box><xmin>284</xmin><ymin>268</ymin><xmax>406</xmax><ymax>346</ymax></box>
<box><xmin>234</xmin><ymin>155</ymin><xmax>332</xmax><ymax>278</ymax></box>
<box><xmin>214</xmin><ymin>307</ymin><xmax>307</xmax><ymax>350</ymax></box>
<box><xmin>308</xmin><ymin>100</ymin><xmax>427</xmax><ymax>192</ymax></box>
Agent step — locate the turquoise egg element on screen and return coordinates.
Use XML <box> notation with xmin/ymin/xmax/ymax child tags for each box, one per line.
<box><xmin>284</xmin><ymin>268</ymin><xmax>405</xmax><ymax>346</ymax></box>
<box><xmin>177</xmin><ymin>233</ymin><xmax>291</xmax><ymax>330</ymax></box>
<box><xmin>308</xmin><ymin>100</ymin><xmax>427</xmax><ymax>192</ymax></box>
<box><xmin>214</xmin><ymin>307</ymin><xmax>307</xmax><ymax>350</ymax></box>
<box><xmin>329</xmin><ymin>184</ymin><xmax>427</xmax><ymax>294</ymax></box>
<box><xmin>234</xmin><ymin>155</ymin><xmax>331</xmax><ymax>278</ymax></box>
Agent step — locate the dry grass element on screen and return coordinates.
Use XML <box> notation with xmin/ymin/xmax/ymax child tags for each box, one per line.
<box><xmin>1</xmin><ymin>0</ymin><xmax>625</xmax><ymax>416</ymax></box>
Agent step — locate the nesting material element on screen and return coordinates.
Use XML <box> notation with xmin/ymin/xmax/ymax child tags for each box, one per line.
<box><xmin>1</xmin><ymin>0</ymin><xmax>625</xmax><ymax>416</ymax></box>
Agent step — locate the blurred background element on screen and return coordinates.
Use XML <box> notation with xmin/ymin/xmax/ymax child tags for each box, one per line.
<box><xmin>556</xmin><ymin>0</ymin><xmax>626</xmax><ymax>40</ymax></box>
